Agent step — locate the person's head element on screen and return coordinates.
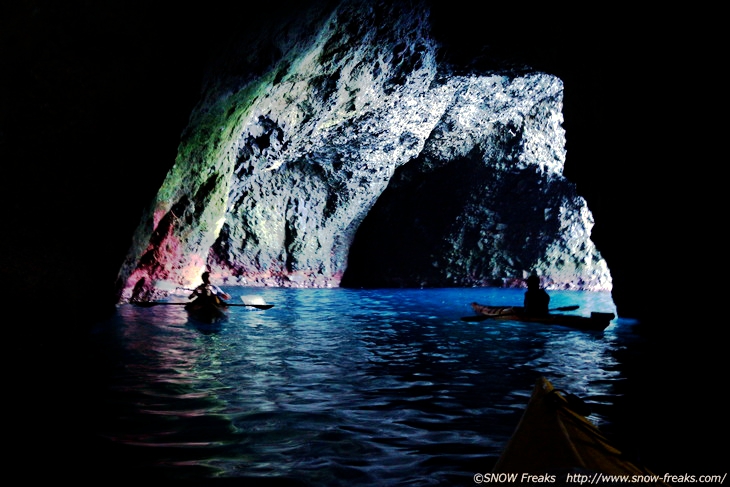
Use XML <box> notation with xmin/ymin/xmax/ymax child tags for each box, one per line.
<box><xmin>527</xmin><ymin>274</ymin><xmax>540</xmax><ymax>289</ymax></box>
<box><xmin>201</xmin><ymin>271</ymin><xmax>211</xmax><ymax>283</ymax></box>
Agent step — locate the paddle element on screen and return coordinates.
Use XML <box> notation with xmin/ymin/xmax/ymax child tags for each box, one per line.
<box><xmin>133</xmin><ymin>301</ymin><xmax>274</xmax><ymax>310</ymax></box>
<box><xmin>461</xmin><ymin>305</ymin><xmax>579</xmax><ymax>322</ymax></box>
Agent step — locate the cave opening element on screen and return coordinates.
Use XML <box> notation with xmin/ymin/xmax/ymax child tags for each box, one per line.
<box><xmin>341</xmin><ymin>155</ymin><xmax>484</xmax><ymax>288</ymax></box>
<box><xmin>341</xmin><ymin>153</ymin><xmax>608</xmax><ymax>291</ymax></box>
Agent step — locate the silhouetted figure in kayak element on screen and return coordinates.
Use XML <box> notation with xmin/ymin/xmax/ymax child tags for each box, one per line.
<box><xmin>524</xmin><ymin>274</ymin><xmax>550</xmax><ymax>316</ymax></box>
<box><xmin>189</xmin><ymin>271</ymin><xmax>231</xmax><ymax>305</ymax></box>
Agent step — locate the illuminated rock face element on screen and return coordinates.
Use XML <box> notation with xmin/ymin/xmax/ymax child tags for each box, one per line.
<box><xmin>117</xmin><ymin>0</ymin><xmax>611</xmax><ymax>302</ymax></box>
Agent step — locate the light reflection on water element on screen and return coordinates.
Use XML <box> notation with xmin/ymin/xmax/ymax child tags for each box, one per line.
<box><xmin>90</xmin><ymin>287</ymin><xmax>633</xmax><ymax>484</ymax></box>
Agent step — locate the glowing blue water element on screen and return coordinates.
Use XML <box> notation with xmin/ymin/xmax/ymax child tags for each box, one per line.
<box><xmin>88</xmin><ymin>287</ymin><xmax>637</xmax><ymax>485</ymax></box>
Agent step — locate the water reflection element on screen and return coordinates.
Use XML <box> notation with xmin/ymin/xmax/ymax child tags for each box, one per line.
<box><xmin>95</xmin><ymin>305</ymin><xmax>236</xmax><ymax>478</ymax></box>
<box><xmin>90</xmin><ymin>287</ymin><xmax>628</xmax><ymax>483</ymax></box>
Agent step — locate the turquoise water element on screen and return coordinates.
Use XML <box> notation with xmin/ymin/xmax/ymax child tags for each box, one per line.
<box><xmin>85</xmin><ymin>287</ymin><xmax>638</xmax><ymax>484</ymax></box>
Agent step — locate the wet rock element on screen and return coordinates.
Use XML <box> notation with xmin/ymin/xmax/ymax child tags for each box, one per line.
<box><xmin>117</xmin><ymin>0</ymin><xmax>611</xmax><ymax>302</ymax></box>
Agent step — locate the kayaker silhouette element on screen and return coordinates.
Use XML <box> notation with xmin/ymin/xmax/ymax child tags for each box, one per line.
<box><xmin>189</xmin><ymin>271</ymin><xmax>231</xmax><ymax>305</ymax></box>
<box><xmin>524</xmin><ymin>274</ymin><xmax>550</xmax><ymax>316</ymax></box>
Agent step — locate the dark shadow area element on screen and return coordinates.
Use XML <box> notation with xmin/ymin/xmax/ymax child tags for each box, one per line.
<box><xmin>341</xmin><ymin>156</ymin><xmax>481</xmax><ymax>287</ymax></box>
<box><xmin>342</xmin><ymin>153</ymin><xmax>579</xmax><ymax>288</ymax></box>
<box><xmin>607</xmin><ymin>325</ymin><xmax>727</xmax><ymax>476</ymax></box>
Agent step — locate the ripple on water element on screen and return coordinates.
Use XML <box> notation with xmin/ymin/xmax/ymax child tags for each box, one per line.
<box><xmin>88</xmin><ymin>287</ymin><xmax>629</xmax><ymax>484</ymax></box>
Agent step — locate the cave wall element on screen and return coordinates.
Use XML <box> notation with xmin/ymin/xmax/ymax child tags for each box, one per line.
<box><xmin>116</xmin><ymin>0</ymin><xmax>611</xmax><ymax>303</ymax></box>
<box><xmin>5</xmin><ymin>0</ymin><xmax>717</xmax><ymax>327</ymax></box>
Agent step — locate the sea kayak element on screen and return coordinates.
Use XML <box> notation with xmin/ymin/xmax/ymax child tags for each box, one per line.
<box><xmin>492</xmin><ymin>377</ymin><xmax>669</xmax><ymax>485</ymax></box>
<box><xmin>185</xmin><ymin>298</ymin><xmax>228</xmax><ymax>323</ymax></box>
<box><xmin>467</xmin><ymin>302</ymin><xmax>615</xmax><ymax>331</ymax></box>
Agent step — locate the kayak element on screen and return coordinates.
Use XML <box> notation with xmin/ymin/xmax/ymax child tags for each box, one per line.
<box><xmin>467</xmin><ymin>302</ymin><xmax>615</xmax><ymax>331</ymax></box>
<box><xmin>132</xmin><ymin>299</ymin><xmax>273</xmax><ymax>324</ymax></box>
<box><xmin>492</xmin><ymin>377</ymin><xmax>669</xmax><ymax>485</ymax></box>
<box><xmin>184</xmin><ymin>298</ymin><xmax>228</xmax><ymax>323</ymax></box>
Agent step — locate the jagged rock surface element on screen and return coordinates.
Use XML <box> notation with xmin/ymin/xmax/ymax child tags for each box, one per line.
<box><xmin>117</xmin><ymin>0</ymin><xmax>611</xmax><ymax>302</ymax></box>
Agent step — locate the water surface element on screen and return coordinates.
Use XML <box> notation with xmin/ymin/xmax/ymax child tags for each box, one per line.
<box><xmin>86</xmin><ymin>287</ymin><xmax>635</xmax><ymax>484</ymax></box>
